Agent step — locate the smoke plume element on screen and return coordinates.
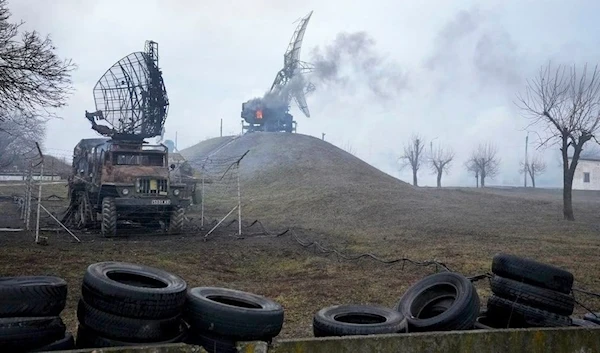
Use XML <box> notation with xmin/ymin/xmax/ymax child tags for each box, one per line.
<box><xmin>309</xmin><ymin>31</ymin><xmax>408</xmax><ymax>101</ymax></box>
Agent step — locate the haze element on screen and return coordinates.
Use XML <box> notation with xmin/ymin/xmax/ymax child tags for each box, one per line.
<box><xmin>10</xmin><ymin>0</ymin><xmax>600</xmax><ymax>187</ymax></box>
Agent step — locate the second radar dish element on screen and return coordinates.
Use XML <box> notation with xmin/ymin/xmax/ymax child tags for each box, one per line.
<box><xmin>85</xmin><ymin>40</ymin><xmax>169</xmax><ymax>140</ymax></box>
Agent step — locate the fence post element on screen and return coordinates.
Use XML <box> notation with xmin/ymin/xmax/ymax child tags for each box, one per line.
<box><xmin>35</xmin><ymin>142</ymin><xmax>44</xmax><ymax>243</ymax></box>
<box><xmin>201</xmin><ymin>173</ymin><xmax>205</xmax><ymax>227</ymax></box>
<box><xmin>26</xmin><ymin>166</ymin><xmax>32</xmax><ymax>230</ymax></box>
<box><xmin>237</xmin><ymin>163</ymin><xmax>241</xmax><ymax>236</ymax></box>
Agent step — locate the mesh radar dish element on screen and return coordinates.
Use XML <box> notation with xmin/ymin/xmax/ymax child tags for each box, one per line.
<box><xmin>240</xmin><ymin>11</ymin><xmax>315</xmax><ymax>133</ymax></box>
<box><xmin>85</xmin><ymin>40</ymin><xmax>169</xmax><ymax>141</ymax></box>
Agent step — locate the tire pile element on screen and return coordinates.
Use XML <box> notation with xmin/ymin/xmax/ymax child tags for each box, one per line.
<box><xmin>482</xmin><ymin>253</ymin><xmax>575</xmax><ymax>328</ymax></box>
<box><xmin>75</xmin><ymin>262</ymin><xmax>189</xmax><ymax>348</ymax></box>
<box><xmin>184</xmin><ymin>287</ymin><xmax>284</xmax><ymax>353</ymax></box>
<box><xmin>0</xmin><ymin>276</ymin><xmax>74</xmax><ymax>352</ymax></box>
<box><xmin>311</xmin><ymin>253</ymin><xmax>600</xmax><ymax>338</ymax></box>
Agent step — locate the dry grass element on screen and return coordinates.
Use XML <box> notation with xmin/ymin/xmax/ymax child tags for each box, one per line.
<box><xmin>0</xmin><ymin>133</ymin><xmax>598</xmax><ymax>340</ymax></box>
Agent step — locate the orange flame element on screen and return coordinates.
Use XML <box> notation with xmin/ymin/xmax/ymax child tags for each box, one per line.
<box><xmin>256</xmin><ymin>110</ymin><xmax>263</xmax><ymax>119</ymax></box>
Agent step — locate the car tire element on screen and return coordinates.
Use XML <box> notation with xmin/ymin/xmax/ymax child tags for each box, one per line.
<box><xmin>491</xmin><ymin>253</ymin><xmax>573</xmax><ymax>294</ymax></box>
<box><xmin>0</xmin><ymin>317</ymin><xmax>66</xmax><ymax>351</ymax></box>
<box><xmin>77</xmin><ymin>299</ymin><xmax>181</xmax><ymax>342</ymax></box>
<box><xmin>76</xmin><ymin>322</ymin><xmax>187</xmax><ymax>348</ymax></box>
<box><xmin>490</xmin><ymin>275</ymin><xmax>574</xmax><ymax>316</ymax></box>
<box><xmin>486</xmin><ymin>295</ymin><xmax>572</xmax><ymax>327</ymax></box>
<box><xmin>81</xmin><ymin>262</ymin><xmax>187</xmax><ymax>319</ymax></box>
<box><xmin>572</xmin><ymin>318</ymin><xmax>600</xmax><ymax>327</ymax></box>
<box><xmin>0</xmin><ymin>276</ymin><xmax>67</xmax><ymax>317</ymax></box>
<box><xmin>313</xmin><ymin>304</ymin><xmax>406</xmax><ymax>337</ymax></box>
<box><xmin>583</xmin><ymin>312</ymin><xmax>600</xmax><ymax>325</ymax></box>
<box><xmin>185</xmin><ymin>287</ymin><xmax>284</xmax><ymax>341</ymax></box>
<box><xmin>395</xmin><ymin>272</ymin><xmax>480</xmax><ymax>332</ymax></box>
<box><xmin>101</xmin><ymin>197</ymin><xmax>117</xmax><ymax>238</ymax></box>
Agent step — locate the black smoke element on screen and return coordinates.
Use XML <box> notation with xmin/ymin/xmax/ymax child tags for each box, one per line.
<box><xmin>309</xmin><ymin>31</ymin><xmax>408</xmax><ymax>101</ymax></box>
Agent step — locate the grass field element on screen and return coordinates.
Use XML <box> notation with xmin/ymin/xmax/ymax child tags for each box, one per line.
<box><xmin>0</xmin><ymin>133</ymin><xmax>599</xmax><ymax>340</ymax></box>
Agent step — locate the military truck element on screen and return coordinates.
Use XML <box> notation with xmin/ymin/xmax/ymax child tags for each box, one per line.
<box><xmin>64</xmin><ymin>138</ymin><xmax>191</xmax><ymax>237</ymax></box>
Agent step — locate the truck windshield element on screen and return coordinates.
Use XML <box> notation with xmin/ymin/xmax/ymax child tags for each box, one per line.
<box><xmin>113</xmin><ymin>153</ymin><xmax>164</xmax><ymax>166</ymax></box>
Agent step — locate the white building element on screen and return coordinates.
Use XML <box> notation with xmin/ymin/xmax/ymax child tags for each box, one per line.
<box><xmin>570</xmin><ymin>157</ymin><xmax>600</xmax><ymax>190</ymax></box>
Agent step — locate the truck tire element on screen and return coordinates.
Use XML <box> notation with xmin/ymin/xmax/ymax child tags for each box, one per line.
<box><xmin>185</xmin><ymin>287</ymin><xmax>284</xmax><ymax>340</ymax></box>
<box><xmin>491</xmin><ymin>253</ymin><xmax>573</xmax><ymax>294</ymax></box>
<box><xmin>81</xmin><ymin>262</ymin><xmax>187</xmax><ymax>319</ymax></box>
<box><xmin>313</xmin><ymin>305</ymin><xmax>406</xmax><ymax>337</ymax></box>
<box><xmin>490</xmin><ymin>275</ymin><xmax>574</xmax><ymax>316</ymax></box>
<box><xmin>169</xmin><ymin>207</ymin><xmax>184</xmax><ymax>235</ymax></box>
<box><xmin>101</xmin><ymin>197</ymin><xmax>117</xmax><ymax>238</ymax></box>
<box><xmin>0</xmin><ymin>276</ymin><xmax>67</xmax><ymax>317</ymax></box>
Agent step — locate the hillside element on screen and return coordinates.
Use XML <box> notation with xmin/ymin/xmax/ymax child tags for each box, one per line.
<box><xmin>180</xmin><ymin>133</ymin><xmax>599</xmax><ymax>242</ymax></box>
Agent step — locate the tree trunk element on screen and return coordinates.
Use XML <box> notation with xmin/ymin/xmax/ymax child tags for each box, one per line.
<box><xmin>530</xmin><ymin>172</ymin><xmax>536</xmax><ymax>188</ymax></box>
<box><xmin>480</xmin><ymin>171</ymin><xmax>486</xmax><ymax>188</ymax></box>
<box><xmin>561</xmin><ymin>137</ymin><xmax>575</xmax><ymax>221</ymax></box>
<box><xmin>436</xmin><ymin>170</ymin><xmax>442</xmax><ymax>188</ymax></box>
<box><xmin>412</xmin><ymin>168</ymin><xmax>418</xmax><ymax>187</ymax></box>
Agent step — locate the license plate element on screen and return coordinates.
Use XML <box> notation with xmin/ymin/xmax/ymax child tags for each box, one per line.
<box><xmin>151</xmin><ymin>199</ymin><xmax>171</xmax><ymax>205</ymax></box>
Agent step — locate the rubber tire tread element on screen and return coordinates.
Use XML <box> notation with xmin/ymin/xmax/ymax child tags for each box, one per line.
<box><xmin>77</xmin><ymin>299</ymin><xmax>181</xmax><ymax>342</ymax></box>
<box><xmin>490</xmin><ymin>275</ymin><xmax>574</xmax><ymax>316</ymax></box>
<box><xmin>81</xmin><ymin>261</ymin><xmax>187</xmax><ymax>319</ymax></box>
<box><xmin>30</xmin><ymin>333</ymin><xmax>75</xmax><ymax>352</ymax></box>
<box><xmin>491</xmin><ymin>253</ymin><xmax>573</xmax><ymax>294</ymax></box>
<box><xmin>169</xmin><ymin>207</ymin><xmax>184</xmax><ymax>234</ymax></box>
<box><xmin>486</xmin><ymin>295</ymin><xmax>572</xmax><ymax>327</ymax></box>
<box><xmin>0</xmin><ymin>317</ymin><xmax>66</xmax><ymax>351</ymax></box>
<box><xmin>0</xmin><ymin>276</ymin><xmax>67</xmax><ymax>317</ymax></box>
<box><xmin>313</xmin><ymin>305</ymin><xmax>406</xmax><ymax>337</ymax></box>
<box><xmin>75</xmin><ymin>323</ymin><xmax>187</xmax><ymax>348</ymax></box>
<box><xmin>101</xmin><ymin>197</ymin><xmax>117</xmax><ymax>238</ymax></box>
<box><xmin>185</xmin><ymin>287</ymin><xmax>284</xmax><ymax>341</ymax></box>
<box><xmin>395</xmin><ymin>272</ymin><xmax>480</xmax><ymax>332</ymax></box>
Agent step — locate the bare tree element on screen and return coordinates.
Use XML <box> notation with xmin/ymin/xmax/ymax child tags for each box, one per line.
<box><xmin>342</xmin><ymin>140</ymin><xmax>356</xmax><ymax>156</ymax></box>
<box><xmin>0</xmin><ymin>0</ymin><xmax>76</xmax><ymax>122</ymax></box>
<box><xmin>429</xmin><ymin>145</ymin><xmax>454</xmax><ymax>187</ymax></box>
<box><xmin>0</xmin><ymin>111</ymin><xmax>45</xmax><ymax>169</ymax></box>
<box><xmin>465</xmin><ymin>160</ymin><xmax>480</xmax><ymax>187</ymax></box>
<box><xmin>466</xmin><ymin>142</ymin><xmax>500</xmax><ymax>187</ymax></box>
<box><xmin>520</xmin><ymin>155</ymin><xmax>547</xmax><ymax>188</ymax></box>
<box><xmin>399</xmin><ymin>135</ymin><xmax>425</xmax><ymax>186</ymax></box>
<box><xmin>517</xmin><ymin>63</ymin><xmax>600</xmax><ymax>220</ymax></box>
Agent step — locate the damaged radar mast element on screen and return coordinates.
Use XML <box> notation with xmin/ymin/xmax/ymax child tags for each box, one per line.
<box><xmin>241</xmin><ymin>11</ymin><xmax>315</xmax><ymax>133</ymax></box>
<box><xmin>63</xmin><ymin>41</ymin><xmax>192</xmax><ymax>237</ymax></box>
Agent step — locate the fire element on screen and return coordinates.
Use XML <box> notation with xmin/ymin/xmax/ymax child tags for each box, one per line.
<box><xmin>256</xmin><ymin>110</ymin><xmax>263</xmax><ymax>119</ymax></box>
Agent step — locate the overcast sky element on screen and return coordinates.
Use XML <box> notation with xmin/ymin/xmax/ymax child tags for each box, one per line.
<box><xmin>9</xmin><ymin>0</ymin><xmax>600</xmax><ymax>187</ymax></box>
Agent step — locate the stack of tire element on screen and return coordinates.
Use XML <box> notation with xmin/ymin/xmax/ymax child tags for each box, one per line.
<box><xmin>184</xmin><ymin>287</ymin><xmax>284</xmax><ymax>353</ymax></box>
<box><xmin>0</xmin><ymin>276</ymin><xmax>74</xmax><ymax>352</ymax></box>
<box><xmin>75</xmin><ymin>262</ymin><xmax>189</xmax><ymax>348</ymax></box>
<box><xmin>485</xmin><ymin>253</ymin><xmax>574</xmax><ymax>328</ymax></box>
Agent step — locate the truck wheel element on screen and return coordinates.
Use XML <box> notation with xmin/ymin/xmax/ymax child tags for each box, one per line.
<box><xmin>101</xmin><ymin>197</ymin><xmax>117</xmax><ymax>238</ymax></box>
<box><xmin>169</xmin><ymin>207</ymin><xmax>184</xmax><ymax>235</ymax></box>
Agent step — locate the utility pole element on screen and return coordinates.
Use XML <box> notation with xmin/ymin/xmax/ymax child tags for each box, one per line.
<box><xmin>524</xmin><ymin>133</ymin><xmax>529</xmax><ymax>188</ymax></box>
<box><xmin>220</xmin><ymin>119</ymin><xmax>223</xmax><ymax>137</ymax></box>
<box><xmin>322</xmin><ymin>133</ymin><xmax>325</xmax><ymax>141</ymax></box>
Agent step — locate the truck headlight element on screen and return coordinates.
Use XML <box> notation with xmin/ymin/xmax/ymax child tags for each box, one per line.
<box><xmin>173</xmin><ymin>189</ymin><xmax>180</xmax><ymax>196</ymax></box>
<box><xmin>122</xmin><ymin>188</ymin><xmax>130</xmax><ymax>195</ymax></box>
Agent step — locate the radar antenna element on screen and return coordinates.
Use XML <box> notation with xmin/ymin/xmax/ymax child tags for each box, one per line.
<box><xmin>240</xmin><ymin>11</ymin><xmax>315</xmax><ymax>133</ymax></box>
<box><xmin>85</xmin><ymin>40</ymin><xmax>169</xmax><ymax>141</ymax></box>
